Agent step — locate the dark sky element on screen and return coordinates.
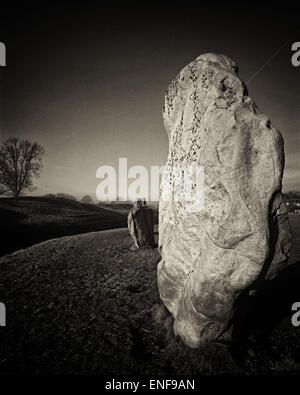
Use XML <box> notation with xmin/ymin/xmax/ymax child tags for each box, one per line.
<box><xmin>0</xmin><ymin>2</ymin><xmax>299</xmax><ymax>198</ymax></box>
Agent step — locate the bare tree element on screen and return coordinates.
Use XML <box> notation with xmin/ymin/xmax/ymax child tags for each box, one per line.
<box><xmin>0</xmin><ymin>137</ymin><xmax>45</xmax><ymax>198</ymax></box>
<box><xmin>82</xmin><ymin>195</ymin><xmax>94</xmax><ymax>204</ymax></box>
<box><xmin>0</xmin><ymin>184</ymin><xmax>10</xmax><ymax>195</ymax></box>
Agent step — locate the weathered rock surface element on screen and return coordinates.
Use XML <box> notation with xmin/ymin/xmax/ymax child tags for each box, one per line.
<box><xmin>128</xmin><ymin>202</ymin><xmax>155</xmax><ymax>248</ymax></box>
<box><xmin>157</xmin><ymin>53</ymin><xmax>292</xmax><ymax>348</ymax></box>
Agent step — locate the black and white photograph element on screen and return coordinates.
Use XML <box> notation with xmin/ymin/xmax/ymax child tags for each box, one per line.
<box><xmin>0</xmin><ymin>1</ymin><xmax>300</xmax><ymax>382</ymax></box>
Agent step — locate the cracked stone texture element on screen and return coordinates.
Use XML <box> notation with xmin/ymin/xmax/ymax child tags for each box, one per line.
<box><xmin>128</xmin><ymin>205</ymin><xmax>155</xmax><ymax>248</ymax></box>
<box><xmin>157</xmin><ymin>53</ymin><xmax>293</xmax><ymax>348</ymax></box>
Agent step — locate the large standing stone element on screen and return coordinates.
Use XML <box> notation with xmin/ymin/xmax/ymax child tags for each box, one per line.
<box><xmin>128</xmin><ymin>200</ymin><xmax>155</xmax><ymax>248</ymax></box>
<box><xmin>157</xmin><ymin>53</ymin><xmax>292</xmax><ymax>348</ymax></box>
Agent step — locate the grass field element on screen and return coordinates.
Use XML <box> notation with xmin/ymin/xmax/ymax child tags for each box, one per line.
<box><xmin>0</xmin><ymin>213</ymin><xmax>300</xmax><ymax>374</ymax></box>
<box><xmin>0</xmin><ymin>197</ymin><xmax>128</xmax><ymax>257</ymax></box>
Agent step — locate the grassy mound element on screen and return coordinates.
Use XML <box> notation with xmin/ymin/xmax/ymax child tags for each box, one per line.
<box><xmin>0</xmin><ymin>197</ymin><xmax>127</xmax><ymax>257</ymax></box>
